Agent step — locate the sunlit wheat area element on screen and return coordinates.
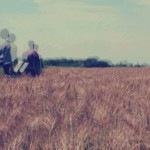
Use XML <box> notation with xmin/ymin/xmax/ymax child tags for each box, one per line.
<box><xmin>0</xmin><ymin>67</ymin><xmax>150</xmax><ymax>150</ymax></box>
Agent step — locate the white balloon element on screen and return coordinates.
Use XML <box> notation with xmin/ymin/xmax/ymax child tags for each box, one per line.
<box><xmin>34</xmin><ymin>44</ymin><xmax>39</xmax><ymax>52</ymax></box>
<box><xmin>11</xmin><ymin>43</ymin><xmax>17</xmax><ymax>61</ymax></box>
<box><xmin>28</xmin><ymin>40</ymin><xmax>34</xmax><ymax>49</ymax></box>
<box><xmin>8</xmin><ymin>33</ymin><xmax>16</xmax><ymax>43</ymax></box>
<box><xmin>0</xmin><ymin>28</ymin><xmax>9</xmax><ymax>39</ymax></box>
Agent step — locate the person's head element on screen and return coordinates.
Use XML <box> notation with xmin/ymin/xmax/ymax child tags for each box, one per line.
<box><xmin>28</xmin><ymin>40</ymin><xmax>34</xmax><ymax>49</ymax></box>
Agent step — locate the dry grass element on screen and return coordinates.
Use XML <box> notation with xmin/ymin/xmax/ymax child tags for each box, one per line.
<box><xmin>0</xmin><ymin>67</ymin><xmax>150</xmax><ymax>150</ymax></box>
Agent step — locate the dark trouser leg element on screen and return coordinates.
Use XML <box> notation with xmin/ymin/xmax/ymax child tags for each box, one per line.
<box><xmin>3</xmin><ymin>64</ymin><xmax>11</xmax><ymax>75</ymax></box>
<box><xmin>32</xmin><ymin>57</ymin><xmax>40</xmax><ymax>76</ymax></box>
<box><xmin>27</xmin><ymin>55</ymin><xmax>41</xmax><ymax>77</ymax></box>
<box><xmin>35</xmin><ymin>57</ymin><xmax>41</xmax><ymax>76</ymax></box>
<box><xmin>27</xmin><ymin>55</ymin><xmax>35</xmax><ymax>76</ymax></box>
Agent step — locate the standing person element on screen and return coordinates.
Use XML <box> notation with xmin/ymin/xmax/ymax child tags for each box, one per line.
<box><xmin>22</xmin><ymin>40</ymin><xmax>41</xmax><ymax>76</ymax></box>
<box><xmin>0</xmin><ymin>41</ymin><xmax>12</xmax><ymax>75</ymax></box>
<box><xmin>0</xmin><ymin>29</ymin><xmax>17</xmax><ymax>76</ymax></box>
<box><xmin>0</xmin><ymin>29</ymin><xmax>13</xmax><ymax>76</ymax></box>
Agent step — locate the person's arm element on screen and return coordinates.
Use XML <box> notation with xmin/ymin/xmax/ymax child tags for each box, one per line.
<box><xmin>0</xmin><ymin>44</ymin><xmax>4</xmax><ymax>56</ymax></box>
<box><xmin>0</xmin><ymin>49</ymin><xmax>2</xmax><ymax>56</ymax></box>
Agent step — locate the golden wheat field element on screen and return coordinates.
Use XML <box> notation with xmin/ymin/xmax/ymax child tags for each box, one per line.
<box><xmin>0</xmin><ymin>67</ymin><xmax>150</xmax><ymax>150</ymax></box>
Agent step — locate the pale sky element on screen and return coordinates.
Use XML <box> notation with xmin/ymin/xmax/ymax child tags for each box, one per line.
<box><xmin>0</xmin><ymin>0</ymin><xmax>150</xmax><ymax>64</ymax></box>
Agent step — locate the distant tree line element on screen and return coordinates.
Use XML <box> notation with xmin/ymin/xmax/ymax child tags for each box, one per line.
<box><xmin>0</xmin><ymin>57</ymin><xmax>148</xmax><ymax>68</ymax></box>
<box><xmin>42</xmin><ymin>57</ymin><xmax>148</xmax><ymax>68</ymax></box>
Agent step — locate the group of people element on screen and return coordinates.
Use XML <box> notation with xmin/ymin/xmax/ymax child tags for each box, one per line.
<box><xmin>0</xmin><ymin>28</ymin><xmax>43</xmax><ymax>77</ymax></box>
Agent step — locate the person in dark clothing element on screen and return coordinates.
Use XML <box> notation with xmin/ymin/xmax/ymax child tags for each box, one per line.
<box><xmin>0</xmin><ymin>29</ymin><xmax>16</xmax><ymax>76</ymax></box>
<box><xmin>22</xmin><ymin>40</ymin><xmax>41</xmax><ymax>77</ymax></box>
<box><xmin>0</xmin><ymin>42</ymin><xmax>13</xmax><ymax>76</ymax></box>
<box><xmin>26</xmin><ymin>50</ymin><xmax>41</xmax><ymax>76</ymax></box>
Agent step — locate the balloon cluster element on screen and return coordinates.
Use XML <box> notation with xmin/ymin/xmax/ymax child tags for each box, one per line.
<box><xmin>28</xmin><ymin>40</ymin><xmax>39</xmax><ymax>52</ymax></box>
<box><xmin>0</xmin><ymin>29</ymin><xmax>40</xmax><ymax>61</ymax></box>
<box><xmin>0</xmin><ymin>28</ymin><xmax>17</xmax><ymax>61</ymax></box>
<box><xmin>0</xmin><ymin>28</ymin><xmax>16</xmax><ymax>43</ymax></box>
